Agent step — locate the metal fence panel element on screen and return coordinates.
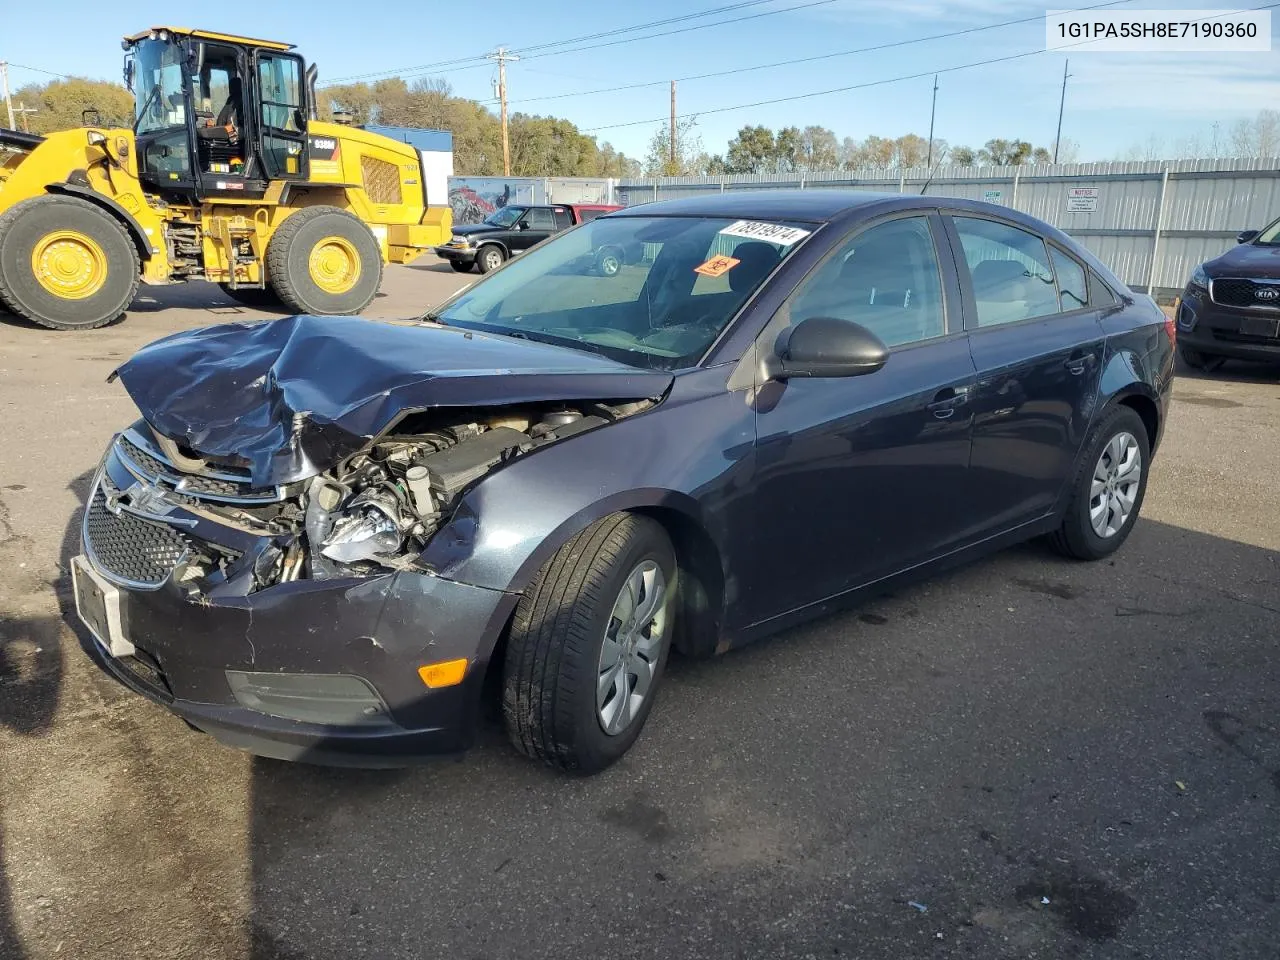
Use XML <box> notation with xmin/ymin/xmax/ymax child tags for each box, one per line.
<box><xmin>617</xmin><ymin>159</ymin><xmax>1280</xmax><ymax>295</ymax></box>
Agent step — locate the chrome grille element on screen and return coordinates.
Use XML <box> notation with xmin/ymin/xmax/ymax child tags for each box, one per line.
<box><xmin>84</xmin><ymin>479</ymin><xmax>189</xmax><ymax>586</ymax></box>
<box><xmin>1211</xmin><ymin>277</ymin><xmax>1280</xmax><ymax>310</ymax></box>
<box><xmin>116</xmin><ymin>433</ymin><xmax>280</xmax><ymax>503</ymax></box>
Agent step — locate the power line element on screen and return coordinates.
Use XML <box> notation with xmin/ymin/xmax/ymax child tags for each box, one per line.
<box><xmin>506</xmin><ymin>0</ymin><xmax>1134</xmax><ymax>106</ymax></box>
<box><xmin>6</xmin><ymin>62</ymin><xmax>68</xmax><ymax>79</ymax></box>
<box><xmin>582</xmin><ymin>1</ymin><xmax>1280</xmax><ymax>133</ymax></box>
<box><xmin>323</xmin><ymin>0</ymin><xmax>797</xmax><ymax>85</ymax></box>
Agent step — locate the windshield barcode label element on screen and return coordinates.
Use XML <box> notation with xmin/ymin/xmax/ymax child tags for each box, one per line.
<box><xmin>719</xmin><ymin>221</ymin><xmax>811</xmax><ymax>246</ymax></box>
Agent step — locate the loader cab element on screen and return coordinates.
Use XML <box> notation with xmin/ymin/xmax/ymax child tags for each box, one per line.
<box><xmin>124</xmin><ymin>27</ymin><xmax>311</xmax><ymax>200</ymax></box>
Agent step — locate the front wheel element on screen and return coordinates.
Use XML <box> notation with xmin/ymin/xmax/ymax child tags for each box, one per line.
<box><xmin>1049</xmin><ymin>406</ymin><xmax>1150</xmax><ymax>561</ymax></box>
<box><xmin>595</xmin><ymin>248</ymin><xmax>622</xmax><ymax>277</ymax></box>
<box><xmin>476</xmin><ymin>245</ymin><xmax>505</xmax><ymax>274</ymax></box>
<box><xmin>1179</xmin><ymin>345</ymin><xmax>1216</xmax><ymax>370</ymax></box>
<box><xmin>0</xmin><ymin>194</ymin><xmax>139</xmax><ymax>330</ymax></box>
<box><xmin>502</xmin><ymin>514</ymin><xmax>676</xmax><ymax>774</ymax></box>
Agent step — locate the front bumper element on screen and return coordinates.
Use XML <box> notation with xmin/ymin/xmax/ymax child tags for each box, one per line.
<box><xmin>1177</xmin><ymin>287</ymin><xmax>1280</xmax><ymax>361</ymax></box>
<box><xmin>73</xmin><ymin>439</ymin><xmax>515</xmax><ymax>766</ymax></box>
<box><xmin>433</xmin><ymin>244</ymin><xmax>476</xmax><ymax>264</ymax></box>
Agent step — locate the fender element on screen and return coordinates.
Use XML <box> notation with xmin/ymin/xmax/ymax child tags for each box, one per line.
<box><xmin>473</xmin><ymin>238</ymin><xmax>509</xmax><ymax>258</ymax></box>
<box><xmin>45</xmin><ymin>182</ymin><xmax>157</xmax><ymax>259</ymax></box>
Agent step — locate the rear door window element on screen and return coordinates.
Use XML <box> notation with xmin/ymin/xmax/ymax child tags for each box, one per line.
<box><xmin>553</xmin><ymin>207</ymin><xmax>573</xmax><ymax>230</ymax></box>
<box><xmin>1049</xmin><ymin>247</ymin><xmax>1088</xmax><ymax>311</ymax></box>
<box><xmin>524</xmin><ymin>208</ymin><xmax>556</xmax><ymax>231</ymax></box>
<box><xmin>953</xmin><ymin>217</ymin><xmax>1059</xmax><ymax>327</ymax></box>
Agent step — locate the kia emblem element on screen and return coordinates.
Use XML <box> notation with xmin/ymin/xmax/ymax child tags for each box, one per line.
<box><xmin>1255</xmin><ymin>287</ymin><xmax>1280</xmax><ymax>302</ymax></box>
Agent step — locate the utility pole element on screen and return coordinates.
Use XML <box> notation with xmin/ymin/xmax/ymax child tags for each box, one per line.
<box><xmin>669</xmin><ymin>81</ymin><xmax>677</xmax><ymax>173</ymax></box>
<box><xmin>1</xmin><ymin>62</ymin><xmax>15</xmax><ymax>131</ymax></box>
<box><xmin>926</xmin><ymin>74</ymin><xmax>938</xmax><ymax>166</ymax></box>
<box><xmin>1053</xmin><ymin>59</ymin><xmax>1071</xmax><ymax>164</ymax></box>
<box><xmin>15</xmin><ymin>102</ymin><xmax>36</xmax><ymax>133</ymax></box>
<box><xmin>487</xmin><ymin>47</ymin><xmax>520</xmax><ymax>176</ymax></box>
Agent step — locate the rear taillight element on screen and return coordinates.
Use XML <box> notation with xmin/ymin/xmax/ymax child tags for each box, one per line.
<box><xmin>1164</xmin><ymin>300</ymin><xmax>1178</xmax><ymax>344</ymax></box>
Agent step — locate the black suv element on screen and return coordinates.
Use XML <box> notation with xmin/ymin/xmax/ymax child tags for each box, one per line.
<box><xmin>1176</xmin><ymin>215</ymin><xmax>1280</xmax><ymax>369</ymax></box>
<box><xmin>434</xmin><ymin>203</ymin><xmax>621</xmax><ymax>274</ymax></box>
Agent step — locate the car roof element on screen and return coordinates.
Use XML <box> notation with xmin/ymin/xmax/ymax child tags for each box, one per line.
<box><xmin>610</xmin><ymin>189</ymin><xmax>907</xmax><ymax>223</ymax></box>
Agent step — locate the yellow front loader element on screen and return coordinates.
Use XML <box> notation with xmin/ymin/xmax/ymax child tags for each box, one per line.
<box><xmin>0</xmin><ymin>26</ymin><xmax>452</xmax><ymax>330</ymax></box>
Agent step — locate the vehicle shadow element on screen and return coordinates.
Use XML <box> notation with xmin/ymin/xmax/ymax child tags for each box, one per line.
<box><xmin>244</xmin><ymin>518</ymin><xmax>1280</xmax><ymax>960</ymax></box>
<box><xmin>1176</xmin><ymin>353</ymin><xmax>1280</xmax><ymax>382</ymax></box>
<box><xmin>0</xmin><ymin>479</ymin><xmax>71</xmax><ymax>959</ymax></box>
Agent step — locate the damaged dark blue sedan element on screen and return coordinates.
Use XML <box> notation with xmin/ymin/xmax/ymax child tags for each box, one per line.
<box><xmin>72</xmin><ymin>191</ymin><xmax>1174</xmax><ymax>772</ymax></box>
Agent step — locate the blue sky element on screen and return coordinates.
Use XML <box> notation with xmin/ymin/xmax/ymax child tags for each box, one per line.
<box><xmin>5</xmin><ymin>0</ymin><xmax>1278</xmax><ymax>162</ymax></box>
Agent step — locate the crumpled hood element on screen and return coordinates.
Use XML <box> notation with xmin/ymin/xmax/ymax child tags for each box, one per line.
<box><xmin>112</xmin><ymin>314</ymin><xmax>673</xmax><ymax>487</ymax></box>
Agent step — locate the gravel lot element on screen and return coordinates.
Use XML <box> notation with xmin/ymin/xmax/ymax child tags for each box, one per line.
<box><xmin>1</xmin><ymin>262</ymin><xmax>1277</xmax><ymax>960</ymax></box>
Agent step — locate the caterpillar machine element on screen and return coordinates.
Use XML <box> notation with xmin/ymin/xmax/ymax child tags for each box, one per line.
<box><xmin>0</xmin><ymin>27</ymin><xmax>453</xmax><ymax>330</ymax></box>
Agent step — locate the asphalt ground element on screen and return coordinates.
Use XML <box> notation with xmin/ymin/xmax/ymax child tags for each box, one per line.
<box><xmin>1</xmin><ymin>262</ymin><xmax>1277</xmax><ymax>960</ymax></box>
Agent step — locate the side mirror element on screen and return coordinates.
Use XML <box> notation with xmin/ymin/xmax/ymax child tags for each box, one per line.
<box><xmin>766</xmin><ymin>316</ymin><xmax>889</xmax><ymax>380</ymax></box>
<box><xmin>1237</xmin><ymin>229</ymin><xmax>1259</xmax><ymax>244</ymax></box>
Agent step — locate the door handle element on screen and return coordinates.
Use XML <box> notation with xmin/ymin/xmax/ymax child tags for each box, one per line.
<box><xmin>1064</xmin><ymin>356</ymin><xmax>1088</xmax><ymax>376</ymax></box>
<box><xmin>927</xmin><ymin>385</ymin><xmax>970</xmax><ymax>420</ymax></box>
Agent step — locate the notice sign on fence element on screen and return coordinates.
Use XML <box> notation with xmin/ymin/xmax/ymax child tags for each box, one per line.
<box><xmin>1066</xmin><ymin>187</ymin><xmax>1100</xmax><ymax>212</ymax></box>
<box><xmin>983</xmin><ymin>190</ymin><xmax>1003</xmax><ymax>204</ymax></box>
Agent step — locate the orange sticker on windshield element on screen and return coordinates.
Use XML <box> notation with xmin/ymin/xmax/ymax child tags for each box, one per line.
<box><xmin>694</xmin><ymin>255</ymin><xmax>740</xmax><ymax>278</ymax></box>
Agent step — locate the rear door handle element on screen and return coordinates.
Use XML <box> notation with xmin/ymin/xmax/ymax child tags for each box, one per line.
<box><xmin>927</xmin><ymin>385</ymin><xmax>971</xmax><ymax>420</ymax></box>
<box><xmin>1064</xmin><ymin>356</ymin><xmax>1089</xmax><ymax>376</ymax></box>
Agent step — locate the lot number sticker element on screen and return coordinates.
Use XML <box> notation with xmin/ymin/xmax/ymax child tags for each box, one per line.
<box><xmin>719</xmin><ymin>220</ymin><xmax>811</xmax><ymax>246</ymax></box>
<box><xmin>695</xmin><ymin>255</ymin><xmax>741</xmax><ymax>278</ymax></box>
<box><xmin>1066</xmin><ymin>187</ymin><xmax>1099</xmax><ymax>212</ymax></box>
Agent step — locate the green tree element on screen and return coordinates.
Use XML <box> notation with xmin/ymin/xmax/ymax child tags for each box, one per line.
<box><xmin>798</xmin><ymin>125</ymin><xmax>839</xmax><ymax>170</ymax></box>
<box><xmin>644</xmin><ymin>116</ymin><xmax>705</xmax><ymax>176</ymax></box>
<box><xmin>11</xmin><ymin>78</ymin><xmax>133</xmax><ymax>134</ymax></box>
<box><xmin>725</xmin><ymin>125</ymin><xmax>777</xmax><ymax>174</ymax></box>
<box><xmin>950</xmin><ymin>145</ymin><xmax>977</xmax><ymax>165</ymax></box>
<box><xmin>978</xmin><ymin>138</ymin><xmax>1033</xmax><ymax>165</ymax></box>
<box><xmin>893</xmin><ymin>133</ymin><xmax>929</xmax><ymax>166</ymax></box>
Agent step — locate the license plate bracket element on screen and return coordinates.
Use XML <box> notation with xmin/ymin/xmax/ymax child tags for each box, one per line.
<box><xmin>1239</xmin><ymin>315</ymin><xmax>1280</xmax><ymax>339</ymax></box>
<box><xmin>72</xmin><ymin>555</ymin><xmax>134</xmax><ymax>657</ymax></box>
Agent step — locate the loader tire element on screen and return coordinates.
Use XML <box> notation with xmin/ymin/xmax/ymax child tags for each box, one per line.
<box><xmin>0</xmin><ymin>194</ymin><xmax>140</xmax><ymax>330</ymax></box>
<box><xmin>266</xmin><ymin>206</ymin><xmax>382</xmax><ymax>315</ymax></box>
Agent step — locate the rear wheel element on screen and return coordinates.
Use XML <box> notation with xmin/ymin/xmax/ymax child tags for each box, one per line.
<box><xmin>476</xmin><ymin>244</ymin><xmax>505</xmax><ymax>274</ymax></box>
<box><xmin>0</xmin><ymin>194</ymin><xmax>139</xmax><ymax>330</ymax></box>
<box><xmin>448</xmin><ymin>260</ymin><xmax>474</xmax><ymax>273</ymax></box>
<box><xmin>266</xmin><ymin>206</ymin><xmax>382</xmax><ymax>315</ymax></box>
<box><xmin>595</xmin><ymin>248</ymin><xmax>622</xmax><ymax>277</ymax></box>
<box><xmin>1049</xmin><ymin>406</ymin><xmax>1150</xmax><ymax>561</ymax></box>
<box><xmin>218</xmin><ymin>284</ymin><xmax>283</xmax><ymax>310</ymax></box>
<box><xmin>502</xmin><ymin>513</ymin><xmax>676</xmax><ymax>774</ymax></box>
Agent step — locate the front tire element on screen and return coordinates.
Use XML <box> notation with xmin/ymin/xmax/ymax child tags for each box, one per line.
<box><xmin>502</xmin><ymin>514</ymin><xmax>676</xmax><ymax>774</ymax></box>
<box><xmin>266</xmin><ymin>206</ymin><xmax>382</xmax><ymax>315</ymax></box>
<box><xmin>476</xmin><ymin>244</ymin><xmax>505</xmax><ymax>274</ymax></box>
<box><xmin>1179</xmin><ymin>345</ymin><xmax>1216</xmax><ymax>370</ymax></box>
<box><xmin>0</xmin><ymin>194</ymin><xmax>139</xmax><ymax>330</ymax></box>
<box><xmin>1049</xmin><ymin>406</ymin><xmax>1150</xmax><ymax>561</ymax></box>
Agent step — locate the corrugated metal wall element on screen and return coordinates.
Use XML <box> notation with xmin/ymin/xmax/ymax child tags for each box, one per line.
<box><xmin>617</xmin><ymin>159</ymin><xmax>1280</xmax><ymax>295</ymax></box>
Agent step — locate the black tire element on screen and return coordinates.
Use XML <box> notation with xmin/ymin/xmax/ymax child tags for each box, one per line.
<box><xmin>475</xmin><ymin>244</ymin><xmax>505</xmax><ymax>274</ymax></box>
<box><xmin>448</xmin><ymin>260</ymin><xmax>474</xmax><ymax>273</ymax></box>
<box><xmin>1179</xmin><ymin>344</ymin><xmax>1214</xmax><ymax>370</ymax></box>
<box><xmin>595</xmin><ymin>247</ymin><xmax>622</xmax><ymax>277</ymax></box>
<box><xmin>1049</xmin><ymin>406</ymin><xmax>1150</xmax><ymax>561</ymax></box>
<box><xmin>265</xmin><ymin>206</ymin><xmax>382</xmax><ymax>315</ymax></box>
<box><xmin>218</xmin><ymin>284</ymin><xmax>284</xmax><ymax>310</ymax></box>
<box><xmin>503</xmin><ymin>513</ymin><xmax>677</xmax><ymax>774</ymax></box>
<box><xmin>0</xmin><ymin>194</ymin><xmax>139</xmax><ymax>330</ymax></box>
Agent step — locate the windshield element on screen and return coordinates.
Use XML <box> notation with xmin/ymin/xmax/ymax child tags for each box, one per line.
<box><xmin>1256</xmin><ymin>216</ymin><xmax>1280</xmax><ymax>245</ymax></box>
<box><xmin>430</xmin><ymin>215</ymin><xmax>814</xmax><ymax>369</ymax></box>
<box><xmin>132</xmin><ymin>39</ymin><xmax>187</xmax><ymax>135</ymax></box>
<box><xmin>485</xmin><ymin>206</ymin><xmax>526</xmax><ymax>227</ymax></box>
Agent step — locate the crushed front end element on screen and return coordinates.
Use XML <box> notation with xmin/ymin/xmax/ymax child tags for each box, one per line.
<box><xmin>72</xmin><ymin>408</ymin><xmax>631</xmax><ymax>764</ymax></box>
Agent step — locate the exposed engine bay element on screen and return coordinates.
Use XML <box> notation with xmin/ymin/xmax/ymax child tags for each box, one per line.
<box><xmin>98</xmin><ymin>401</ymin><xmax>651</xmax><ymax>596</ymax></box>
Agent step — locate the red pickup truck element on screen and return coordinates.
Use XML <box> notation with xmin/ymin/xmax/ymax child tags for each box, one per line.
<box><xmin>434</xmin><ymin>203</ymin><xmax>623</xmax><ymax>274</ymax></box>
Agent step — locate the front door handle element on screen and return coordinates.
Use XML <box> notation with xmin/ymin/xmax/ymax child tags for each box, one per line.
<box><xmin>927</xmin><ymin>385</ymin><xmax>971</xmax><ymax>420</ymax></box>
